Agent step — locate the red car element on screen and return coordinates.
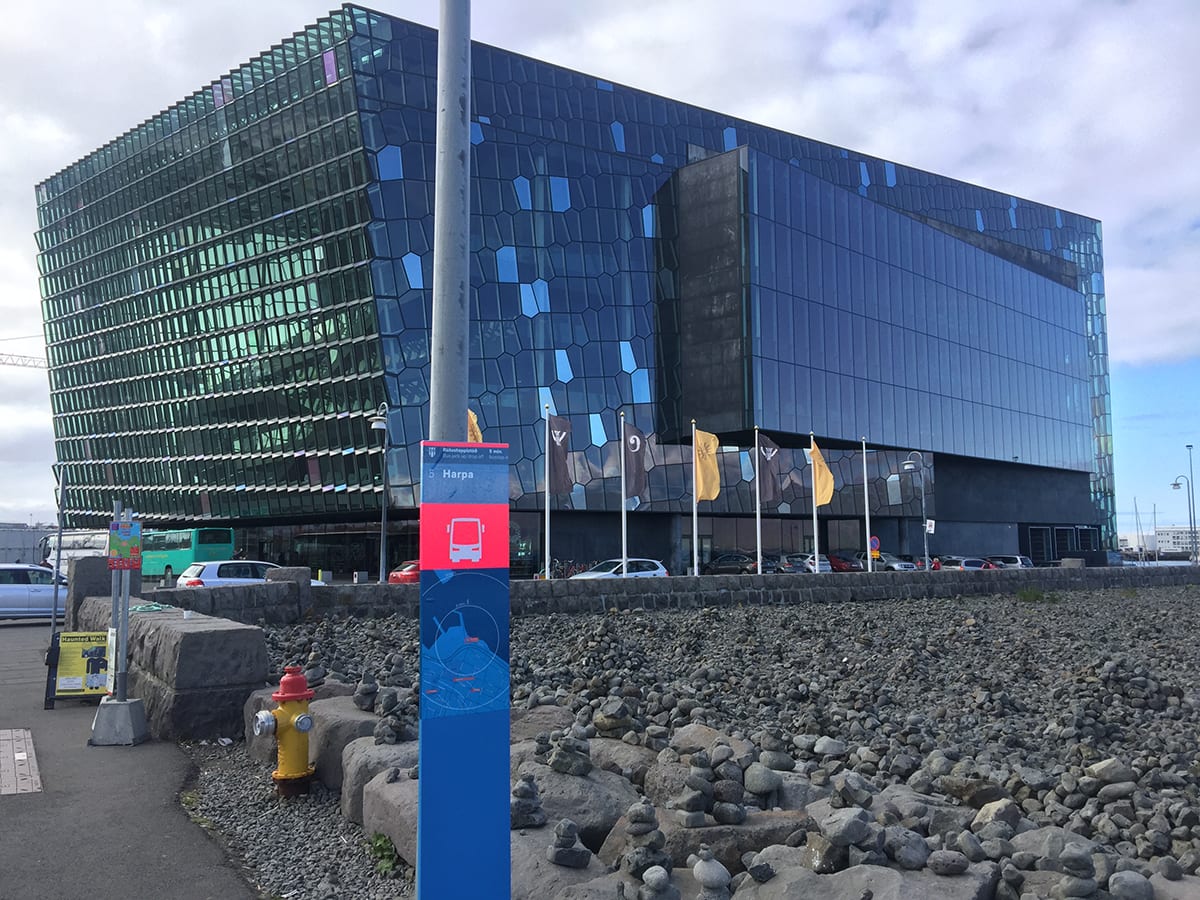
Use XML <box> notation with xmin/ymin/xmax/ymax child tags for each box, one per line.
<box><xmin>388</xmin><ymin>560</ymin><xmax>420</xmax><ymax>583</ymax></box>
<box><xmin>827</xmin><ymin>552</ymin><xmax>864</xmax><ymax>573</ymax></box>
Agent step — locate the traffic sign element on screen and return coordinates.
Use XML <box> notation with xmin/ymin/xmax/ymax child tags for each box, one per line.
<box><xmin>869</xmin><ymin>535</ymin><xmax>880</xmax><ymax>551</ymax></box>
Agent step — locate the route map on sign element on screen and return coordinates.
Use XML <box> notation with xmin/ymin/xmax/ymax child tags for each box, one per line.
<box><xmin>419</xmin><ymin>570</ymin><xmax>509</xmax><ymax>719</ymax></box>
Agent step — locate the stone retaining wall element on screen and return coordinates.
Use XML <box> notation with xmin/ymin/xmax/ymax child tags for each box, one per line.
<box><xmin>76</xmin><ymin>596</ymin><xmax>268</xmax><ymax>741</ymax></box>
<box><xmin>155</xmin><ymin>565</ymin><xmax>1200</xmax><ymax>626</ymax></box>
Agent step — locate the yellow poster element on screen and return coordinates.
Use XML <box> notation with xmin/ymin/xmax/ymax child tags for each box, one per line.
<box><xmin>54</xmin><ymin>632</ymin><xmax>110</xmax><ymax>697</ymax></box>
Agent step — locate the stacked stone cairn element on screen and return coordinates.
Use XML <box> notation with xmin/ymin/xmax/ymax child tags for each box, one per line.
<box><xmin>532</xmin><ymin>731</ymin><xmax>553</xmax><ymax>764</ymax></box>
<box><xmin>672</xmin><ymin>749</ymin><xmax>716</xmax><ymax>827</ymax></box>
<box><xmin>710</xmin><ymin>743</ymin><xmax>748</xmax><ymax>825</ymax></box>
<box><xmin>691</xmin><ymin>845</ymin><xmax>732</xmax><ymax>900</ymax></box>
<box><xmin>743</xmin><ymin>729</ymin><xmax>795</xmax><ymax>809</ymax></box>
<box><xmin>637</xmin><ymin>864</ymin><xmax>680</xmax><ymax>900</ymax></box>
<box><xmin>351</xmin><ymin>673</ymin><xmax>378</xmax><ymax>711</ymax></box>
<box><xmin>592</xmin><ymin>696</ymin><xmax>637</xmax><ymax>741</ymax></box>
<box><xmin>620</xmin><ymin>799</ymin><xmax>672</xmax><ymax>878</ymax></box>
<box><xmin>510</xmin><ymin>773</ymin><xmax>547</xmax><ymax>829</ymax></box>
<box><xmin>546</xmin><ymin>727</ymin><xmax>592</xmax><ymax>776</ymax></box>
<box><xmin>546</xmin><ymin>818</ymin><xmax>591</xmax><ymax>868</ymax></box>
<box><xmin>349</xmin><ymin>652</ymin><xmax>418</xmax><ymax>744</ymax></box>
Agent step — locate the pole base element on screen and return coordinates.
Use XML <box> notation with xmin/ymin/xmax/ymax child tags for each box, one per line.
<box><xmin>88</xmin><ymin>696</ymin><xmax>150</xmax><ymax>746</ymax></box>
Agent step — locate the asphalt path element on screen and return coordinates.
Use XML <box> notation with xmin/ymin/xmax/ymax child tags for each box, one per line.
<box><xmin>0</xmin><ymin>621</ymin><xmax>257</xmax><ymax>900</ymax></box>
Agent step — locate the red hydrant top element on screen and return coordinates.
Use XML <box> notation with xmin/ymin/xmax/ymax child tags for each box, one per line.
<box><xmin>272</xmin><ymin>665</ymin><xmax>315</xmax><ymax>702</ymax></box>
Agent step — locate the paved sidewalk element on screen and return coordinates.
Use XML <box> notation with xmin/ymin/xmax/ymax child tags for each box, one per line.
<box><xmin>0</xmin><ymin>622</ymin><xmax>258</xmax><ymax>900</ymax></box>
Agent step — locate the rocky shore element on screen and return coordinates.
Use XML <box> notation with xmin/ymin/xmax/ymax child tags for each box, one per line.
<box><xmin>186</xmin><ymin>583</ymin><xmax>1200</xmax><ymax>899</ymax></box>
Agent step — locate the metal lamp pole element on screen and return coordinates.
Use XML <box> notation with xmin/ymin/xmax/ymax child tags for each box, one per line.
<box><xmin>1174</xmin><ymin>472</ymin><xmax>1197</xmax><ymax>567</ymax></box>
<box><xmin>1189</xmin><ymin>444</ymin><xmax>1197</xmax><ymax>565</ymax></box>
<box><xmin>370</xmin><ymin>403</ymin><xmax>390</xmax><ymax>583</ymax></box>
<box><xmin>903</xmin><ymin>451</ymin><xmax>929</xmax><ymax>571</ymax></box>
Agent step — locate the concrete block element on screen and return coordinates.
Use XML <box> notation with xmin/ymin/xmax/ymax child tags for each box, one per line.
<box><xmin>340</xmin><ymin>736</ymin><xmax>420</xmax><ymax>824</ymax></box>
<box><xmin>363</xmin><ymin>768</ymin><xmax>419</xmax><ymax>865</ymax></box>
<box><xmin>308</xmin><ymin>695</ymin><xmax>380</xmax><ymax>790</ymax></box>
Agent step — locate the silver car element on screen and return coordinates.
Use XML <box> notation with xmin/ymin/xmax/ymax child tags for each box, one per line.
<box><xmin>0</xmin><ymin>564</ymin><xmax>66</xmax><ymax>618</ymax></box>
<box><xmin>855</xmin><ymin>551</ymin><xmax>918</xmax><ymax>572</ymax></box>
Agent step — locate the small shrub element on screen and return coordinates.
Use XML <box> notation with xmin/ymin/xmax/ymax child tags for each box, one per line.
<box><xmin>1016</xmin><ymin>587</ymin><xmax>1044</xmax><ymax>603</ymax></box>
<box><xmin>367</xmin><ymin>833</ymin><xmax>399</xmax><ymax>877</ymax></box>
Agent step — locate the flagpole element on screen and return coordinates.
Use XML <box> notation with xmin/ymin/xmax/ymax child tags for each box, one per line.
<box><xmin>755</xmin><ymin>427</ymin><xmax>763</xmax><ymax>575</ymax></box>
<box><xmin>544</xmin><ymin>404</ymin><xmax>552</xmax><ymax>580</ymax></box>
<box><xmin>862</xmin><ymin>436</ymin><xmax>872</xmax><ymax>573</ymax></box>
<box><xmin>811</xmin><ymin>432</ymin><xmax>819</xmax><ymax>567</ymax></box>
<box><xmin>620</xmin><ymin>412</ymin><xmax>628</xmax><ymax>575</ymax></box>
<box><xmin>692</xmin><ymin>419</ymin><xmax>699</xmax><ymax>577</ymax></box>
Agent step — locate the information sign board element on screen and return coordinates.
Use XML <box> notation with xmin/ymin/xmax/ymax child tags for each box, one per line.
<box><xmin>43</xmin><ymin>632</ymin><xmax>110</xmax><ymax>709</ymax></box>
<box><xmin>107</xmin><ymin>521</ymin><xmax>142</xmax><ymax>571</ymax></box>
<box><xmin>417</xmin><ymin>442</ymin><xmax>510</xmax><ymax>899</ymax></box>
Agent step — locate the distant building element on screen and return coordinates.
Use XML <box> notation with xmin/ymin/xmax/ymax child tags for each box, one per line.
<box><xmin>0</xmin><ymin>525</ymin><xmax>54</xmax><ymax>564</ymax></box>
<box><xmin>34</xmin><ymin>5</ymin><xmax>1113</xmax><ymax>574</ymax></box>
<box><xmin>1157</xmin><ymin>526</ymin><xmax>1198</xmax><ymax>556</ymax></box>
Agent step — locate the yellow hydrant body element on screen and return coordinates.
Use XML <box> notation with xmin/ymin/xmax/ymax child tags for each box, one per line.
<box><xmin>253</xmin><ymin>666</ymin><xmax>315</xmax><ymax>792</ymax></box>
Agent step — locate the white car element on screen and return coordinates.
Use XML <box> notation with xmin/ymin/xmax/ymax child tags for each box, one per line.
<box><xmin>176</xmin><ymin>560</ymin><xmax>325</xmax><ymax>587</ymax></box>
<box><xmin>986</xmin><ymin>555</ymin><xmax>1034</xmax><ymax>569</ymax></box>
<box><xmin>569</xmin><ymin>558</ymin><xmax>669</xmax><ymax>579</ymax></box>
<box><xmin>787</xmin><ymin>553</ymin><xmax>833</xmax><ymax>574</ymax></box>
<box><xmin>0</xmin><ymin>564</ymin><xmax>67</xmax><ymax>618</ymax></box>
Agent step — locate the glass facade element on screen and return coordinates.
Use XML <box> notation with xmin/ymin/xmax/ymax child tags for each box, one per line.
<box><xmin>35</xmin><ymin>4</ymin><xmax>1113</xmax><ymax>559</ymax></box>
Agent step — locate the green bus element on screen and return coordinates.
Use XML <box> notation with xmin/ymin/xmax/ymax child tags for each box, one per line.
<box><xmin>141</xmin><ymin>528</ymin><xmax>236</xmax><ymax>581</ymax></box>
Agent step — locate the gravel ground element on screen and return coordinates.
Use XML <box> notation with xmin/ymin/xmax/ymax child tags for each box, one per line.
<box><xmin>183</xmin><ymin>583</ymin><xmax>1200</xmax><ymax>898</ymax></box>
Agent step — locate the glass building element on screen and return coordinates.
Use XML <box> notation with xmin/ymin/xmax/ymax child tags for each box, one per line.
<box><xmin>34</xmin><ymin>5</ymin><xmax>1112</xmax><ymax>575</ymax></box>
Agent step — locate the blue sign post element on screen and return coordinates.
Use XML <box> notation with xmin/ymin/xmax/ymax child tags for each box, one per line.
<box><xmin>418</xmin><ymin>442</ymin><xmax>510</xmax><ymax>897</ymax></box>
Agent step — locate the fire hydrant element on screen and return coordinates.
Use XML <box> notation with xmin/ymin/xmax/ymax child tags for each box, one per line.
<box><xmin>253</xmin><ymin>666</ymin><xmax>315</xmax><ymax>794</ymax></box>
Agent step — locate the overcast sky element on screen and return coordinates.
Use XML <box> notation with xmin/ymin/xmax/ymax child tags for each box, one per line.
<box><xmin>1</xmin><ymin>0</ymin><xmax>1197</xmax><ymax>541</ymax></box>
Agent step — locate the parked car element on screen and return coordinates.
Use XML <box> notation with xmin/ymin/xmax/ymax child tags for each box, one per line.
<box><xmin>786</xmin><ymin>553</ymin><xmax>833</xmax><ymax>574</ymax></box>
<box><xmin>570</xmin><ymin>558</ymin><xmax>669</xmax><ymax>579</ymax></box>
<box><xmin>702</xmin><ymin>553</ymin><xmax>757</xmax><ymax>575</ymax></box>
<box><xmin>176</xmin><ymin>560</ymin><xmax>325</xmax><ymax>587</ymax></box>
<box><xmin>388</xmin><ymin>560</ymin><xmax>420</xmax><ymax>584</ymax></box>
<box><xmin>761</xmin><ymin>554</ymin><xmax>799</xmax><ymax>574</ymax></box>
<box><xmin>986</xmin><ymin>555</ymin><xmax>1034</xmax><ymax>569</ymax></box>
<box><xmin>0</xmin><ymin>563</ymin><xmax>67</xmax><ymax>619</ymax></box>
<box><xmin>855</xmin><ymin>551</ymin><xmax>918</xmax><ymax>572</ymax></box>
<box><xmin>827</xmin><ymin>551</ymin><xmax>864</xmax><ymax>573</ymax></box>
<box><xmin>937</xmin><ymin>556</ymin><xmax>998</xmax><ymax>571</ymax></box>
<box><xmin>897</xmin><ymin>553</ymin><xmax>932</xmax><ymax>571</ymax></box>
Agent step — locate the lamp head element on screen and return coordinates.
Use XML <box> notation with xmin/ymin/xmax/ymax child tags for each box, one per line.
<box><xmin>369</xmin><ymin>402</ymin><xmax>388</xmax><ymax>430</ymax></box>
<box><xmin>1172</xmin><ymin>480</ymin><xmax>1183</xmax><ymax>491</ymax></box>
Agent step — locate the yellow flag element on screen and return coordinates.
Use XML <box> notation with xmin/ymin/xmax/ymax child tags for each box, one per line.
<box><xmin>695</xmin><ymin>429</ymin><xmax>720</xmax><ymax>501</ymax></box>
<box><xmin>811</xmin><ymin>438</ymin><xmax>834</xmax><ymax>506</ymax></box>
<box><xmin>467</xmin><ymin>409</ymin><xmax>483</xmax><ymax>443</ymax></box>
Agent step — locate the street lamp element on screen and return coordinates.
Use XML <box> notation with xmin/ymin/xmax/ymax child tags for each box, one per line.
<box><xmin>1172</xmin><ymin>471</ymin><xmax>1197</xmax><ymax>566</ymax></box>
<box><xmin>902</xmin><ymin>451</ymin><xmax>929</xmax><ymax>571</ymax></box>
<box><xmin>369</xmin><ymin>402</ymin><xmax>390</xmax><ymax>583</ymax></box>
<box><xmin>1190</xmin><ymin>444</ymin><xmax>1197</xmax><ymax>565</ymax></box>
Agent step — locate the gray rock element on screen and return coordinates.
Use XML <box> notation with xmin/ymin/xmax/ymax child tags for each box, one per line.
<box><xmin>927</xmin><ymin>850</ymin><xmax>971</xmax><ymax>876</ymax></box>
<box><xmin>820</xmin><ymin>807</ymin><xmax>872</xmax><ymax>847</ymax></box>
<box><xmin>1107</xmin><ymin>870</ymin><xmax>1153</xmax><ymax>900</ymax></box>
<box><xmin>884</xmin><ymin>826</ymin><xmax>931</xmax><ymax>870</ymax></box>
<box><xmin>1084</xmin><ymin>759</ymin><xmax>1136</xmax><ymax>785</ymax></box>
<box><xmin>745</xmin><ymin>762</ymin><xmax>784</xmax><ymax>795</ymax></box>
